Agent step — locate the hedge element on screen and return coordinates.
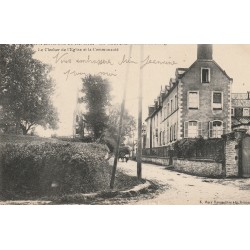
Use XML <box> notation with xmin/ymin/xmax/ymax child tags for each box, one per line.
<box><xmin>0</xmin><ymin>141</ymin><xmax>110</xmax><ymax>199</ymax></box>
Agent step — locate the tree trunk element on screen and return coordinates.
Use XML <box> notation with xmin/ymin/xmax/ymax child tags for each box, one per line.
<box><xmin>15</xmin><ymin>123</ymin><xmax>20</xmax><ymax>135</ymax></box>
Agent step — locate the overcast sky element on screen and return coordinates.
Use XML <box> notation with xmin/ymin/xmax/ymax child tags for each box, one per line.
<box><xmin>33</xmin><ymin>44</ymin><xmax>250</xmax><ymax>137</ymax></box>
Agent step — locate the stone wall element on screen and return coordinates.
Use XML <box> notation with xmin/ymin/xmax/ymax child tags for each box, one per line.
<box><xmin>222</xmin><ymin>130</ymin><xmax>247</xmax><ymax>177</ymax></box>
<box><xmin>142</xmin><ymin>156</ymin><xmax>170</xmax><ymax>166</ymax></box>
<box><xmin>142</xmin><ymin>156</ymin><xmax>223</xmax><ymax>177</ymax></box>
<box><xmin>142</xmin><ymin>129</ymin><xmax>248</xmax><ymax>178</ymax></box>
<box><xmin>180</xmin><ymin>60</ymin><xmax>232</xmax><ymax>138</ymax></box>
<box><xmin>173</xmin><ymin>158</ymin><xmax>223</xmax><ymax>177</ymax></box>
<box><xmin>223</xmin><ymin>136</ymin><xmax>239</xmax><ymax>177</ymax></box>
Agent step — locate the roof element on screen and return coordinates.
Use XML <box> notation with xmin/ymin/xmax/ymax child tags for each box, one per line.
<box><xmin>175</xmin><ymin>68</ymin><xmax>188</xmax><ymax>78</ymax></box>
<box><xmin>145</xmin><ymin>105</ymin><xmax>162</xmax><ymax>121</ymax></box>
<box><xmin>232</xmin><ymin>99</ymin><xmax>250</xmax><ymax>107</ymax></box>
<box><xmin>145</xmin><ymin>58</ymin><xmax>233</xmax><ymax>122</ymax></box>
<box><xmin>232</xmin><ymin>93</ymin><xmax>249</xmax><ymax>99</ymax></box>
<box><xmin>178</xmin><ymin>60</ymin><xmax>233</xmax><ymax>81</ymax></box>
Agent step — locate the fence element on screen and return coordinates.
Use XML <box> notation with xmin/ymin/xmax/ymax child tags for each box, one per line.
<box><xmin>142</xmin><ymin>138</ymin><xmax>224</xmax><ymax>163</ymax></box>
<box><xmin>142</xmin><ymin>145</ymin><xmax>172</xmax><ymax>158</ymax></box>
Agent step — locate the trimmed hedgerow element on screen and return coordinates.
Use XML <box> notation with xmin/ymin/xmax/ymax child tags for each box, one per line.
<box><xmin>0</xmin><ymin>141</ymin><xmax>110</xmax><ymax>199</ymax></box>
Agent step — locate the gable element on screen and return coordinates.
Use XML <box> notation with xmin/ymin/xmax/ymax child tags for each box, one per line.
<box><xmin>179</xmin><ymin>60</ymin><xmax>233</xmax><ymax>82</ymax></box>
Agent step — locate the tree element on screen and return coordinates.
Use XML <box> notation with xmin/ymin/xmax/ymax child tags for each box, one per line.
<box><xmin>104</xmin><ymin>104</ymin><xmax>136</xmax><ymax>152</ymax></box>
<box><xmin>0</xmin><ymin>45</ymin><xmax>59</xmax><ymax>135</ymax></box>
<box><xmin>79</xmin><ymin>75</ymin><xmax>112</xmax><ymax>140</ymax></box>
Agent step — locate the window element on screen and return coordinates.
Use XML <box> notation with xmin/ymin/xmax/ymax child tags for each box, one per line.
<box><xmin>167</xmin><ymin>123</ymin><xmax>169</xmax><ymax>143</ymax></box>
<box><xmin>209</xmin><ymin>120</ymin><xmax>225</xmax><ymax>138</ymax></box>
<box><xmin>155</xmin><ymin>128</ymin><xmax>158</xmax><ymax>138</ymax></box>
<box><xmin>188</xmin><ymin>91</ymin><xmax>199</xmax><ymax>109</ymax></box>
<box><xmin>175</xmin><ymin>95</ymin><xmax>177</xmax><ymax>110</ymax></box>
<box><xmin>173</xmin><ymin>123</ymin><xmax>177</xmax><ymax>141</ymax></box>
<box><xmin>170</xmin><ymin>126</ymin><xmax>172</xmax><ymax>142</ymax></box>
<box><xmin>167</xmin><ymin>102</ymin><xmax>170</xmax><ymax>116</ymax></box>
<box><xmin>231</xmin><ymin>108</ymin><xmax>235</xmax><ymax>116</ymax></box>
<box><xmin>163</xmin><ymin>131</ymin><xmax>165</xmax><ymax>145</ymax></box>
<box><xmin>170</xmin><ymin>99</ymin><xmax>173</xmax><ymax>113</ymax></box>
<box><xmin>243</xmin><ymin>108</ymin><xmax>250</xmax><ymax>116</ymax></box>
<box><xmin>184</xmin><ymin>121</ymin><xmax>202</xmax><ymax>138</ymax></box>
<box><xmin>212</xmin><ymin>92</ymin><xmax>223</xmax><ymax>110</ymax></box>
<box><xmin>165</xmin><ymin>130</ymin><xmax>168</xmax><ymax>144</ymax></box>
<box><xmin>201</xmin><ymin>68</ymin><xmax>210</xmax><ymax>83</ymax></box>
<box><xmin>159</xmin><ymin>131</ymin><xmax>162</xmax><ymax>146</ymax></box>
<box><xmin>76</xmin><ymin>115</ymin><xmax>79</xmax><ymax>122</ymax></box>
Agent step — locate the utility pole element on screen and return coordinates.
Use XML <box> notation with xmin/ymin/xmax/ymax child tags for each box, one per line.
<box><xmin>110</xmin><ymin>45</ymin><xmax>132</xmax><ymax>189</ymax></box>
<box><xmin>137</xmin><ymin>45</ymin><xmax>144</xmax><ymax>180</ymax></box>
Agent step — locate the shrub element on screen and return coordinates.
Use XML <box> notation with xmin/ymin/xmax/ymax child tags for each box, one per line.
<box><xmin>173</xmin><ymin>137</ymin><xmax>224</xmax><ymax>162</ymax></box>
<box><xmin>0</xmin><ymin>141</ymin><xmax>110</xmax><ymax>199</ymax></box>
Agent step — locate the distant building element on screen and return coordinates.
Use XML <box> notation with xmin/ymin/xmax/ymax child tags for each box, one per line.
<box><xmin>231</xmin><ymin>92</ymin><xmax>250</xmax><ymax>133</ymax></box>
<box><xmin>72</xmin><ymin>87</ymin><xmax>90</xmax><ymax>138</ymax></box>
<box><xmin>145</xmin><ymin>44</ymin><xmax>233</xmax><ymax>149</ymax></box>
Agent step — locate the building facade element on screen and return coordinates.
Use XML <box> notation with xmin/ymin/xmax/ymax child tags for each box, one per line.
<box><xmin>145</xmin><ymin>45</ymin><xmax>233</xmax><ymax>149</ymax></box>
<box><xmin>231</xmin><ymin>92</ymin><xmax>250</xmax><ymax>133</ymax></box>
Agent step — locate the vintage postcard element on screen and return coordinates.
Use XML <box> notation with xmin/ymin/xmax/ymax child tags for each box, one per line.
<box><xmin>1</xmin><ymin>44</ymin><xmax>250</xmax><ymax>205</ymax></box>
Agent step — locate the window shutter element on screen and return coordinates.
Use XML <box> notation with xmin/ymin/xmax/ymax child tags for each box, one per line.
<box><xmin>198</xmin><ymin>121</ymin><xmax>202</xmax><ymax>136</ymax></box>
<box><xmin>170</xmin><ymin>127</ymin><xmax>172</xmax><ymax>142</ymax></box>
<box><xmin>174</xmin><ymin>124</ymin><xmax>176</xmax><ymax>140</ymax></box>
<box><xmin>184</xmin><ymin>121</ymin><xmax>188</xmax><ymax>138</ymax></box>
<box><xmin>171</xmin><ymin>126</ymin><xmax>173</xmax><ymax>141</ymax></box>
<box><xmin>209</xmin><ymin>121</ymin><xmax>213</xmax><ymax>138</ymax></box>
<box><xmin>173</xmin><ymin>124</ymin><xmax>175</xmax><ymax>141</ymax></box>
<box><xmin>223</xmin><ymin>121</ymin><xmax>226</xmax><ymax>134</ymax></box>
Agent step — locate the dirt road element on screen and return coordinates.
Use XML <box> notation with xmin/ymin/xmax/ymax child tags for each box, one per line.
<box><xmin>118</xmin><ymin>160</ymin><xmax>250</xmax><ymax>205</ymax></box>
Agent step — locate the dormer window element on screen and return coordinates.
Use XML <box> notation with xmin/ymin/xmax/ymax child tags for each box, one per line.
<box><xmin>201</xmin><ymin>68</ymin><xmax>210</xmax><ymax>83</ymax></box>
<box><xmin>243</xmin><ymin>108</ymin><xmax>250</xmax><ymax>116</ymax></box>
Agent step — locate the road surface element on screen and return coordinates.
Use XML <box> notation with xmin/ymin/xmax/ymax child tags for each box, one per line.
<box><xmin>118</xmin><ymin>160</ymin><xmax>250</xmax><ymax>205</ymax></box>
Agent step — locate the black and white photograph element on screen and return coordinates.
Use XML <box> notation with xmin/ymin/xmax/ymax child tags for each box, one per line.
<box><xmin>2</xmin><ymin>1</ymin><xmax>250</xmax><ymax>250</ymax></box>
<box><xmin>1</xmin><ymin>44</ymin><xmax>250</xmax><ymax>205</ymax></box>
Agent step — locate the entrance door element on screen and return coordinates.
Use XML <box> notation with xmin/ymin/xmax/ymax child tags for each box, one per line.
<box><xmin>242</xmin><ymin>136</ymin><xmax>250</xmax><ymax>177</ymax></box>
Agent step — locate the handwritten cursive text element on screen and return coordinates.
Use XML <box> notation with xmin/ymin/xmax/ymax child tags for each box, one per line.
<box><xmin>141</xmin><ymin>55</ymin><xmax>177</xmax><ymax>69</ymax></box>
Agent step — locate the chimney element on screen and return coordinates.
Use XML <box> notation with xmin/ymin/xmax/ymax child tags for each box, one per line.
<box><xmin>197</xmin><ymin>44</ymin><xmax>213</xmax><ymax>60</ymax></box>
<box><xmin>148</xmin><ymin>106</ymin><xmax>155</xmax><ymax>116</ymax></box>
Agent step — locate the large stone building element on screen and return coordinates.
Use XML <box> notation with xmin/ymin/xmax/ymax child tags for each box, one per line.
<box><xmin>145</xmin><ymin>45</ymin><xmax>233</xmax><ymax>149</ymax></box>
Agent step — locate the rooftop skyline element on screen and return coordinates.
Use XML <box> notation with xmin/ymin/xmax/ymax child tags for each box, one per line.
<box><xmin>33</xmin><ymin>44</ymin><xmax>250</xmax><ymax>136</ymax></box>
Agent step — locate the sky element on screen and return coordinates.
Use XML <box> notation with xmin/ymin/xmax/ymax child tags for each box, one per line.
<box><xmin>33</xmin><ymin>44</ymin><xmax>250</xmax><ymax>137</ymax></box>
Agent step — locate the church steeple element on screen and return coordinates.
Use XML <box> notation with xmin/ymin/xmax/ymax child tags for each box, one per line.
<box><xmin>197</xmin><ymin>44</ymin><xmax>213</xmax><ymax>60</ymax></box>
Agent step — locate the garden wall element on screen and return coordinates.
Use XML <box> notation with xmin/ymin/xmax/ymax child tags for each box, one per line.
<box><xmin>142</xmin><ymin>156</ymin><xmax>171</xmax><ymax>166</ymax></box>
<box><xmin>172</xmin><ymin>158</ymin><xmax>223</xmax><ymax>177</ymax></box>
<box><xmin>141</xmin><ymin>156</ymin><xmax>223</xmax><ymax>177</ymax></box>
<box><xmin>142</xmin><ymin>130</ymin><xmax>249</xmax><ymax>178</ymax></box>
